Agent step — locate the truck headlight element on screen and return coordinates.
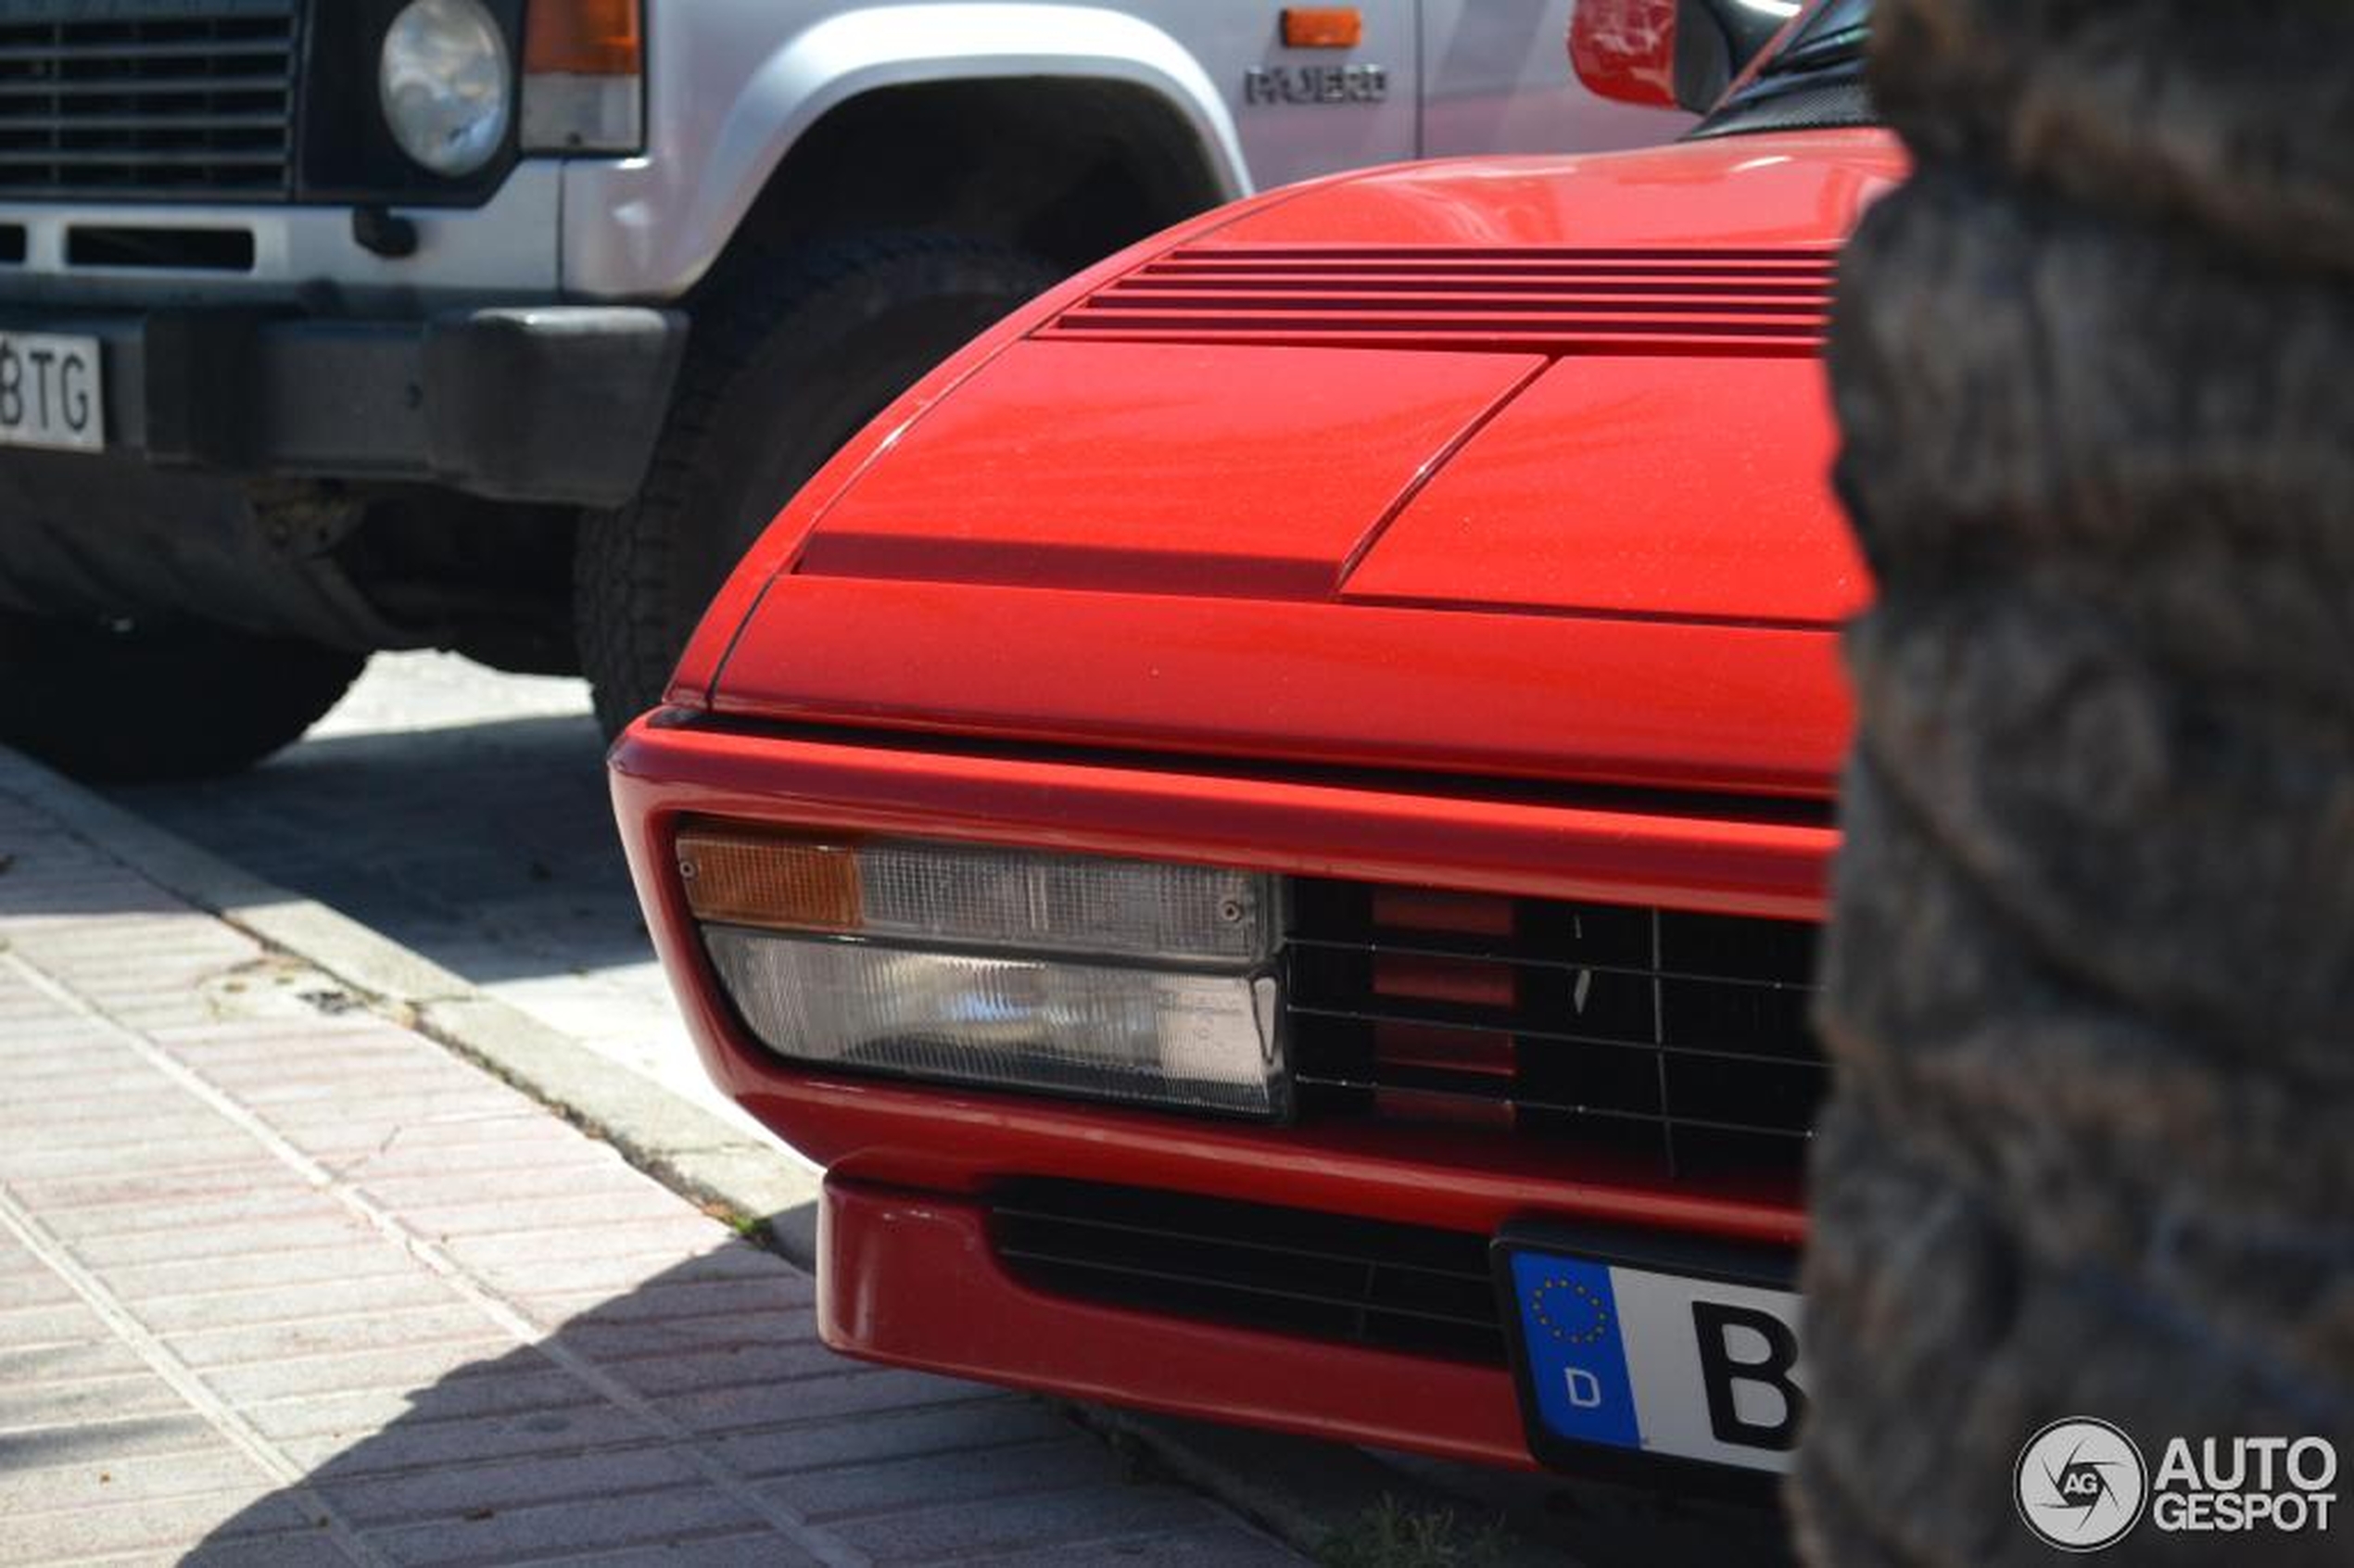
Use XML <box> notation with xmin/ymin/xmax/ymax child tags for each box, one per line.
<box><xmin>677</xmin><ymin>829</ymin><xmax>1286</xmax><ymax>1119</ymax></box>
<box><xmin>380</xmin><ymin>0</ymin><xmax>513</xmax><ymax>177</ymax></box>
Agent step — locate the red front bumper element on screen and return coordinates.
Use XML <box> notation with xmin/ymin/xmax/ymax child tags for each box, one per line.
<box><xmin>611</xmin><ymin>712</ymin><xmax>1835</xmax><ymax>1467</ymax></box>
<box><xmin>822</xmin><ymin>1178</ymin><xmax>1531</xmax><ymax>1465</ymax></box>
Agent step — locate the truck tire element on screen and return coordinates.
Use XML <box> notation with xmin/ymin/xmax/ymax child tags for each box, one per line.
<box><xmin>0</xmin><ymin>613</ymin><xmax>364</xmax><ymax>783</ymax></box>
<box><xmin>576</xmin><ymin>233</ymin><xmax>1060</xmax><ymax>736</ymax></box>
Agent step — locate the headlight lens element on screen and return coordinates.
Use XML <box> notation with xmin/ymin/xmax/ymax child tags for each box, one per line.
<box><xmin>705</xmin><ymin>934</ymin><xmax>1284</xmax><ymax>1116</ymax></box>
<box><xmin>677</xmin><ymin>830</ymin><xmax>1287</xmax><ymax>1119</ymax></box>
<box><xmin>380</xmin><ymin>0</ymin><xmax>513</xmax><ymax>177</ymax></box>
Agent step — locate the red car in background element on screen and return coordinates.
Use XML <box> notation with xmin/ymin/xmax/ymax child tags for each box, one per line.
<box><xmin>614</xmin><ymin>0</ymin><xmax>1892</xmax><ymax>1486</ymax></box>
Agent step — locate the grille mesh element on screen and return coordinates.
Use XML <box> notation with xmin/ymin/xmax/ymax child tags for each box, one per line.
<box><xmin>1286</xmin><ymin>880</ymin><xmax>1827</xmax><ymax>1181</ymax></box>
<box><xmin>992</xmin><ymin>1180</ymin><xmax>1505</xmax><ymax>1365</ymax></box>
<box><xmin>0</xmin><ymin>2</ymin><xmax>299</xmax><ymax>200</ymax></box>
<box><xmin>1037</xmin><ymin>245</ymin><xmax>1836</xmax><ymax>355</ymax></box>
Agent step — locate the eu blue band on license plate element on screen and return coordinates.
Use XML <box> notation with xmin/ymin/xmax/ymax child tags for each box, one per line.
<box><xmin>1503</xmin><ymin>1238</ymin><xmax>1808</xmax><ymax>1475</ymax></box>
<box><xmin>1507</xmin><ymin>1250</ymin><xmax>1642</xmax><ymax>1451</ymax></box>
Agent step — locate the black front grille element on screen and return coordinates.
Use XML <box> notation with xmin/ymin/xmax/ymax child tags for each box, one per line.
<box><xmin>1286</xmin><ymin>880</ymin><xmax>1826</xmax><ymax>1181</ymax></box>
<box><xmin>993</xmin><ymin>1180</ymin><xmax>1505</xmax><ymax>1365</ymax></box>
<box><xmin>0</xmin><ymin>1</ymin><xmax>299</xmax><ymax>200</ymax></box>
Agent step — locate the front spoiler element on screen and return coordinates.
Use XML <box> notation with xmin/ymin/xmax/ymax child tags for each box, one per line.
<box><xmin>819</xmin><ymin>1176</ymin><xmax>1537</xmax><ymax>1469</ymax></box>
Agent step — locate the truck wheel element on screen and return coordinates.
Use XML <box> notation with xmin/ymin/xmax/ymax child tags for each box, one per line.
<box><xmin>575</xmin><ymin>233</ymin><xmax>1060</xmax><ymax>736</ymax></box>
<box><xmin>0</xmin><ymin>613</ymin><xmax>364</xmax><ymax>783</ymax></box>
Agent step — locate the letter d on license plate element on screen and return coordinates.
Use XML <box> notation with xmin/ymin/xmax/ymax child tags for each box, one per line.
<box><xmin>1499</xmin><ymin>1228</ymin><xmax>1806</xmax><ymax>1477</ymax></box>
<box><xmin>0</xmin><ymin>332</ymin><xmax>105</xmax><ymax>454</ymax></box>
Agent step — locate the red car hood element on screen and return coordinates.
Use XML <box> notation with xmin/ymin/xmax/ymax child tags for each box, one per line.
<box><xmin>699</xmin><ymin>131</ymin><xmax>1904</xmax><ymax>800</ymax></box>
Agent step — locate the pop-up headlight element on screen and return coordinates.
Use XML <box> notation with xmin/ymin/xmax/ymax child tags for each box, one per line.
<box><xmin>677</xmin><ymin>829</ymin><xmax>1285</xmax><ymax>1118</ymax></box>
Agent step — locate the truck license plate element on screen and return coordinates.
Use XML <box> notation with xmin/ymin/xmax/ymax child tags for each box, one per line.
<box><xmin>0</xmin><ymin>333</ymin><xmax>104</xmax><ymax>453</ymax></box>
<box><xmin>1501</xmin><ymin>1237</ymin><xmax>1806</xmax><ymax>1475</ymax></box>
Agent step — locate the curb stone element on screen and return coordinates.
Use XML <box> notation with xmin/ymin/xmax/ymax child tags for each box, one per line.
<box><xmin>0</xmin><ymin>741</ymin><xmax>822</xmax><ymax>1258</ymax></box>
<box><xmin>0</xmin><ymin>741</ymin><xmax>1578</xmax><ymax>1568</ymax></box>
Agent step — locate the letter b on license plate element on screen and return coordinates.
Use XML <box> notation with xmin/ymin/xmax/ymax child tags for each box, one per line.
<box><xmin>0</xmin><ymin>332</ymin><xmax>105</xmax><ymax>454</ymax></box>
<box><xmin>1500</xmin><ymin>1231</ymin><xmax>1806</xmax><ymax>1476</ymax></box>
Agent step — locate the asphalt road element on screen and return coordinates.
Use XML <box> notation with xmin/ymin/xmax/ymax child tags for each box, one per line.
<box><xmin>108</xmin><ymin>650</ymin><xmax>1797</xmax><ymax>1568</ymax></box>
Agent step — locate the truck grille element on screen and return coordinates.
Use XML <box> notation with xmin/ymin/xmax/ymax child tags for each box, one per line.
<box><xmin>993</xmin><ymin>1181</ymin><xmax>1505</xmax><ymax>1365</ymax></box>
<box><xmin>1286</xmin><ymin>880</ymin><xmax>1827</xmax><ymax>1182</ymax></box>
<box><xmin>0</xmin><ymin>1</ymin><xmax>299</xmax><ymax>201</ymax></box>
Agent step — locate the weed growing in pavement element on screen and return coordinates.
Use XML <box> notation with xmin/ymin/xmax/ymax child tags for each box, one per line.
<box><xmin>697</xmin><ymin>1203</ymin><xmax>762</xmax><ymax>1239</ymax></box>
<box><xmin>1318</xmin><ymin>1494</ymin><xmax>1512</xmax><ymax>1568</ymax></box>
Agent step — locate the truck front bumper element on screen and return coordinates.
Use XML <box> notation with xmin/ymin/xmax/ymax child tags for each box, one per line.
<box><xmin>0</xmin><ymin>304</ymin><xmax>687</xmax><ymax>506</ymax></box>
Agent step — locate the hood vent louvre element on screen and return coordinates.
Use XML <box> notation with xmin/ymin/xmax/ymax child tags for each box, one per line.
<box><xmin>1040</xmin><ymin>245</ymin><xmax>1836</xmax><ymax>356</ymax></box>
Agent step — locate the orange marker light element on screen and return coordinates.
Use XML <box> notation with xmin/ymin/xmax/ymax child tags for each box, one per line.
<box><xmin>1281</xmin><ymin>6</ymin><xmax>1363</xmax><ymax>49</ymax></box>
<box><xmin>676</xmin><ymin>828</ymin><xmax>862</xmax><ymax>933</ymax></box>
<box><xmin>525</xmin><ymin>0</ymin><xmax>644</xmax><ymax>77</ymax></box>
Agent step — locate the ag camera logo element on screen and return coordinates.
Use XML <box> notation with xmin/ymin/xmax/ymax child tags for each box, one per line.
<box><xmin>2015</xmin><ymin>1418</ymin><xmax>2147</xmax><ymax>1552</ymax></box>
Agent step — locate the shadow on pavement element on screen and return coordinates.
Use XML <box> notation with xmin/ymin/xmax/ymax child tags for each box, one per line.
<box><xmin>1373</xmin><ymin>1448</ymin><xmax>1799</xmax><ymax>1568</ymax></box>
<box><xmin>108</xmin><ymin>711</ymin><xmax>652</xmax><ymax>988</ymax></box>
<box><xmin>176</xmin><ymin>1233</ymin><xmax>1295</xmax><ymax>1567</ymax></box>
<box><xmin>171</xmin><ymin>1218</ymin><xmax>1795</xmax><ymax>1568</ymax></box>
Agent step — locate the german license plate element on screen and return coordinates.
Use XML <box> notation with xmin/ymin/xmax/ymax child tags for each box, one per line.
<box><xmin>1500</xmin><ymin>1232</ymin><xmax>1806</xmax><ymax>1476</ymax></box>
<box><xmin>0</xmin><ymin>332</ymin><xmax>104</xmax><ymax>453</ymax></box>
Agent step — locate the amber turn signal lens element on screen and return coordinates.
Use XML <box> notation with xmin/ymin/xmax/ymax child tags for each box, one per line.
<box><xmin>1281</xmin><ymin>6</ymin><xmax>1362</xmax><ymax>48</ymax></box>
<box><xmin>676</xmin><ymin>830</ymin><xmax>862</xmax><ymax>933</ymax></box>
<box><xmin>525</xmin><ymin>0</ymin><xmax>643</xmax><ymax>76</ymax></box>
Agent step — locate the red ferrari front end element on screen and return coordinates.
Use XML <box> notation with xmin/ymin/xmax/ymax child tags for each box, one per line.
<box><xmin>613</xmin><ymin>107</ymin><xmax>1904</xmax><ymax>1480</ymax></box>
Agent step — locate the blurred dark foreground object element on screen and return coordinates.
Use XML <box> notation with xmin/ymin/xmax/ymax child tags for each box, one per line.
<box><xmin>1799</xmin><ymin>1</ymin><xmax>2354</xmax><ymax>1562</ymax></box>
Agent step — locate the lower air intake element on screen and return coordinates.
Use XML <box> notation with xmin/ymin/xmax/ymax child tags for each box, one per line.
<box><xmin>991</xmin><ymin>1180</ymin><xmax>1504</xmax><ymax>1366</ymax></box>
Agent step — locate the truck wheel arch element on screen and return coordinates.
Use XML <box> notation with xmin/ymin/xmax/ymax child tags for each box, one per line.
<box><xmin>562</xmin><ymin>5</ymin><xmax>1250</xmax><ymax>300</ymax></box>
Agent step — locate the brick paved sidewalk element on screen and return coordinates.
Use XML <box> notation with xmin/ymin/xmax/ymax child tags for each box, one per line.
<box><xmin>108</xmin><ymin>652</ymin><xmax>761</xmax><ymax>1142</ymax></box>
<box><xmin>0</xmin><ymin>773</ymin><xmax>1302</xmax><ymax>1566</ymax></box>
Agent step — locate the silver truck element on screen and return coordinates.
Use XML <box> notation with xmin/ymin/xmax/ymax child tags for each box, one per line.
<box><xmin>0</xmin><ymin>0</ymin><xmax>1681</xmax><ymax>778</ymax></box>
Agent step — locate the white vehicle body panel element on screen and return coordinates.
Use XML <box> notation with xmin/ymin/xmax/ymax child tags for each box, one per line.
<box><xmin>563</xmin><ymin>4</ymin><xmax>1266</xmax><ymax>299</ymax></box>
<box><xmin>564</xmin><ymin>0</ymin><xmax>1683</xmax><ymax>299</ymax></box>
<box><xmin>0</xmin><ymin>164</ymin><xmax>564</xmax><ymax>311</ymax></box>
<box><xmin>1419</xmin><ymin>0</ymin><xmax>1686</xmax><ymax>158</ymax></box>
<box><xmin>0</xmin><ymin>1</ymin><xmax>1687</xmax><ymax>307</ymax></box>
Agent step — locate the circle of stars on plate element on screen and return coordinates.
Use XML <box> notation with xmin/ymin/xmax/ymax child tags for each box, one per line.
<box><xmin>1529</xmin><ymin>1277</ymin><xmax>1611</xmax><ymax>1346</ymax></box>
